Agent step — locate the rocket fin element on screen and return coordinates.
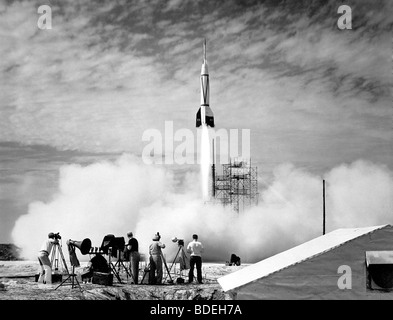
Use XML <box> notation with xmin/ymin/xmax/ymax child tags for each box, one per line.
<box><xmin>196</xmin><ymin>107</ymin><xmax>214</xmax><ymax>128</ymax></box>
<box><xmin>196</xmin><ymin>107</ymin><xmax>202</xmax><ymax>127</ymax></box>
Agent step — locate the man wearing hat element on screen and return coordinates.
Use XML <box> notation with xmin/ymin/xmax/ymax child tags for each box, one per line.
<box><xmin>37</xmin><ymin>232</ymin><xmax>58</xmax><ymax>285</ymax></box>
<box><xmin>149</xmin><ymin>233</ymin><xmax>166</xmax><ymax>284</ymax></box>
<box><xmin>126</xmin><ymin>232</ymin><xmax>140</xmax><ymax>284</ymax></box>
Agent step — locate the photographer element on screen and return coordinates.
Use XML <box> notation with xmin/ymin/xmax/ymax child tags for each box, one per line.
<box><xmin>149</xmin><ymin>233</ymin><xmax>165</xmax><ymax>285</ymax></box>
<box><xmin>37</xmin><ymin>232</ymin><xmax>59</xmax><ymax>285</ymax></box>
<box><xmin>126</xmin><ymin>232</ymin><xmax>140</xmax><ymax>284</ymax></box>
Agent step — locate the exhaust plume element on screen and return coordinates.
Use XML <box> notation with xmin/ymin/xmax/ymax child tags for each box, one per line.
<box><xmin>11</xmin><ymin>156</ymin><xmax>393</xmax><ymax>263</ymax></box>
<box><xmin>200</xmin><ymin>126</ymin><xmax>211</xmax><ymax>201</ymax></box>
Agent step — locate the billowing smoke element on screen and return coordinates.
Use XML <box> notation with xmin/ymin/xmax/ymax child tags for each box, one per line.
<box><xmin>324</xmin><ymin>161</ymin><xmax>393</xmax><ymax>228</ymax></box>
<box><xmin>11</xmin><ymin>155</ymin><xmax>393</xmax><ymax>263</ymax></box>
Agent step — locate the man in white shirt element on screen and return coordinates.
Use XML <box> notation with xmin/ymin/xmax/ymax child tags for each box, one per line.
<box><xmin>37</xmin><ymin>232</ymin><xmax>58</xmax><ymax>285</ymax></box>
<box><xmin>186</xmin><ymin>234</ymin><xmax>204</xmax><ymax>284</ymax></box>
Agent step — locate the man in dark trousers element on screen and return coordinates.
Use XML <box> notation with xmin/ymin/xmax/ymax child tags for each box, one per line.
<box><xmin>126</xmin><ymin>232</ymin><xmax>140</xmax><ymax>284</ymax></box>
<box><xmin>186</xmin><ymin>234</ymin><xmax>204</xmax><ymax>284</ymax></box>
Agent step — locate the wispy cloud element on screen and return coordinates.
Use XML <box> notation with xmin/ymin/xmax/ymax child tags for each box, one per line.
<box><xmin>0</xmin><ymin>0</ymin><xmax>391</xmax><ymax>168</ymax></box>
<box><xmin>0</xmin><ymin>0</ymin><xmax>392</xmax><ymax>245</ymax></box>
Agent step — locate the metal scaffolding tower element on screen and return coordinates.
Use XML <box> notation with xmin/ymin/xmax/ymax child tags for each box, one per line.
<box><xmin>212</xmin><ymin>158</ymin><xmax>258</xmax><ymax>213</ymax></box>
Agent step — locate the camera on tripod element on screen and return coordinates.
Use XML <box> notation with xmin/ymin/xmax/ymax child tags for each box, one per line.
<box><xmin>171</xmin><ymin>237</ymin><xmax>184</xmax><ymax>247</ymax></box>
<box><xmin>54</xmin><ymin>232</ymin><xmax>61</xmax><ymax>240</ymax></box>
<box><xmin>100</xmin><ymin>234</ymin><xmax>125</xmax><ymax>257</ymax></box>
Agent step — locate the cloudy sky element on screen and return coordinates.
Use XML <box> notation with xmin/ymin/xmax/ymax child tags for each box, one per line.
<box><xmin>0</xmin><ymin>0</ymin><xmax>392</xmax><ymax>243</ymax></box>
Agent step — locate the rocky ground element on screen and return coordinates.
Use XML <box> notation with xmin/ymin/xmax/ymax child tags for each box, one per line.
<box><xmin>0</xmin><ymin>261</ymin><xmax>246</xmax><ymax>300</ymax></box>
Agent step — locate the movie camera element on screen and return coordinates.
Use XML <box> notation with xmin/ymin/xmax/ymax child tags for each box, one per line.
<box><xmin>164</xmin><ymin>236</ymin><xmax>189</xmax><ymax>283</ymax></box>
<box><xmin>100</xmin><ymin>234</ymin><xmax>125</xmax><ymax>257</ymax></box>
<box><xmin>53</xmin><ymin>232</ymin><xmax>62</xmax><ymax>240</ymax></box>
<box><xmin>98</xmin><ymin>234</ymin><xmax>131</xmax><ymax>284</ymax></box>
<box><xmin>171</xmin><ymin>237</ymin><xmax>184</xmax><ymax>247</ymax></box>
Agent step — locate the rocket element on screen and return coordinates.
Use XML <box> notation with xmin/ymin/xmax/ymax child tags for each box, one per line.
<box><xmin>196</xmin><ymin>39</ymin><xmax>215</xmax><ymax>128</ymax></box>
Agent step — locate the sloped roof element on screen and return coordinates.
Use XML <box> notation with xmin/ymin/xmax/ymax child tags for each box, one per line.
<box><xmin>218</xmin><ymin>225</ymin><xmax>390</xmax><ymax>292</ymax></box>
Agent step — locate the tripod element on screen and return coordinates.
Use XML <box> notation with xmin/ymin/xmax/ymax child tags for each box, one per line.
<box><xmin>165</xmin><ymin>244</ymin><xmax>189</xmax><ymax>282</ymax></box>
<box><xmin>53</xmin><ymin>242</ymin><xmax>82</xmax><ymax>291</ymax></box>
<box><xmin>55</xmin><ymin>265</ymin><xmax>82</xmax><ymax>291</ymax></box>
<box><xmin>108</xmin><ymin>248</ymin><xmax>132</xmax><ymax>284</ymax></box>
<box><xmin>50</xmin><ymin>241</ymin><xmax>69</xmax><ymax>274</ymax></box>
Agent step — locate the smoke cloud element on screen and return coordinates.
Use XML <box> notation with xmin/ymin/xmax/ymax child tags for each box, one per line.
<box><xmin>11</xmin><ymin>155</ymin><xmax>393</xmax><ymax>263</ymax></box>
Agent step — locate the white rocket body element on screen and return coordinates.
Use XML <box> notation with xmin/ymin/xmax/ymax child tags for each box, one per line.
<box><xmin>196</xmin><ymin>40</ymin><xmax>214</xmax><ymax>128</ymax></box>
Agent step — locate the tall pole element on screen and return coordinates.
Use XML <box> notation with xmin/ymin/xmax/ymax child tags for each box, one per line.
<box><xmin>323</xmin><ymin>180</ymin><xmax>326</xmax><ymax>235</ymax></box>
<box><xmin>212</xmin><ymin>139</ymin><xmax>216</xmax><ymax>197</ymax></box>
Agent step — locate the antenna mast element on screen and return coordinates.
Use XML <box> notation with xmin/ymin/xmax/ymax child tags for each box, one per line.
<box><xmin>203</xmin><ymin>38</ymin><xmax>207</xmax><ymax>62</ymax></box>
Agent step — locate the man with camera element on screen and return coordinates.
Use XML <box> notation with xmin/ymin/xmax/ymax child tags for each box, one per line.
<box><xmin>37</xmin><ymin>232</ymin><xmax>59</xmax><ymax>285</ymax></box>
<box><xmin>149</xmin><ymin>232</ymin><xmax>165</xmax><ymax>285</ymax></box>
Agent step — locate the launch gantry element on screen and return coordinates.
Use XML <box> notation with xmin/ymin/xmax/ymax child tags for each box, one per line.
<box><xmin>212</xmin><ymin>158</ymin><xmax>258</xmax><ymax>213</ymax></box>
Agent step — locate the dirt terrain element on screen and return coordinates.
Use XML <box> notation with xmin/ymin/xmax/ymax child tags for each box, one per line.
<box><xmin>0</xmin><ymin>261</ymin><xmax>245</xmax><ymax>300</ymax></box>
